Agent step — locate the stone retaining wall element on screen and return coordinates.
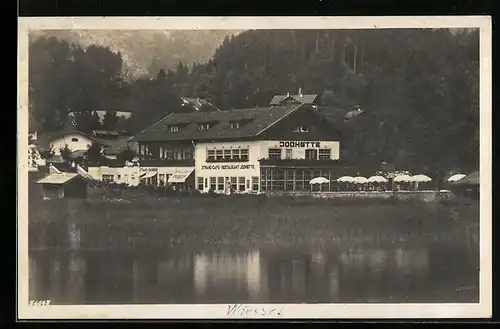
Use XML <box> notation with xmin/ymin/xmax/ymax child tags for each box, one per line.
<box><xmin>265</xmin><ymin>190</ymin><xmax>453</xmax><ymax>202</ymax></box>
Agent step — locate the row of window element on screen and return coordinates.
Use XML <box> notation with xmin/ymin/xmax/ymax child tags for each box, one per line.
<box><xmin>197</xmin><ymin>176</ymin><xmax>259</xmax><ymax>192</ymax></box>
<box><xmin>139</xmin><ymin>145</ymin><xmax>332</xmax><ymax>162</ymax></box>
<box><xmin>139</xmin><ymin>144</ymin><xmax>193</xmax><ymax>160</ymax></box>
<box><xmin>102</xmin><ymin>173</ymin><xmax>172</xmax><ymax>186</ymax></box>
<box><xmin>260</xmin><ymin>168</ymin><xmax>341</xmax><ymax>192</ymax></box>
<box><xmin>268</xmin><ymin>148</ymin><xmax>332</xmax><ymax>160</ymax></box>
<box><xmin>206</xmin><ymin>148</ymin><xmax>249</xmax><ymax>162</ymax></box>
<box><xmin>168</xmin><ymin>120</ymin><xmax>248</xmax><ymax>133</ymax></box>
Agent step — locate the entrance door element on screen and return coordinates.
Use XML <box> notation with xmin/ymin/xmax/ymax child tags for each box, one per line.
<box><xmin>305</xmin><ymin>149</ymin><xmax>318</xmax><ymax>160</ymax></box>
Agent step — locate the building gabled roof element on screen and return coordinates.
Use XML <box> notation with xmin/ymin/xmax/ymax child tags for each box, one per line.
<box><xmin>131</xmin><ymin>104</ymin><xmax>303</xmax><ymax>142</ymax></box>
<box><xmin>36</xmin><ymin>129</ymin><xmax>110</xmax><ymax>151</ymax></box>
<box><xmin>181</xmin><ymin>97</ymin><xmax>221</xmax><ymax>112</ymax></box>
<box><xmin>269</xmin><ymin>94</ymin><xmax>319</xmax><ymax>106</ymax></box>
<box><xmin>36</xmin><ymin>173</ymin><xmax>82</xmax><ymax>185</ymax></box>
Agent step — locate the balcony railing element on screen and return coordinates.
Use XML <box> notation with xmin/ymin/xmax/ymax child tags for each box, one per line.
<box><xmin>137</xmin><ymin>157</ymin><xmax>195</xmax><ymax>167</ymax></box>
<box><xmin>259</xmin><ymin>158</ymin><xmax>345</xmax><ymax>167</ymax></box>
<box><xmin>205</xmin><ymin>158</ymin><xmax>249</xmax><ymax>163</ymax></box>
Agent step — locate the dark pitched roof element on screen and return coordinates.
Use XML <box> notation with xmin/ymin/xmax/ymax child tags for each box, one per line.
<box><xmin>269</xmin><ymin>94</ymin><xmax>319</xmax><ymax>106</ymax></box>
<box><xmin>131</xmin><ymin>104</ymin><xmax>303</xmax><ymax>142</ymax></box>
<box><xmin>96</xmin><ymin>136</ymin><xmax>132</xmax><ymax>155</ymax></box>
<box><xmin>36</xmin><ymin>129</ymin><xmax>109</xmax><ymax>151</ymax></box>
<box><xmin>181</xmin><ymin>97</ymin><xmax>221</xmax><ymax>112</ymax></box>
<box><xmin>92</xmin><ymin>130</ymin><xmax>121</xmax><ymax>137</ymax></box>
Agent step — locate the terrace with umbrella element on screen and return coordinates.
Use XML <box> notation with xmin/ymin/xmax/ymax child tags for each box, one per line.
<box><xmin>309</xmin><ymin>176</ymin><xmax>330</xmax><ymax>192</ymax></box>
<box><xmin>351</xmin><ymin>176</ymin><xmax>368</xmax><ymax>191</ymax></box>
<box><xmin>393</xmin><ymin>174</ymin><xmax>413</xmax><ymax>190</ymax></box>
<box><xmin>411</xmin><ymin>174</ymin><xmax>432</xmax><ymax>190</ymax></box>
<box><xmin>367</xmin><ymin>175</ymin><xmax>389</xmax><ymax>191</ymax></box>
<box><xmin>337</xmin><ymin>176</ymin><xmax>355</xmax><ymax>191</ymax></box>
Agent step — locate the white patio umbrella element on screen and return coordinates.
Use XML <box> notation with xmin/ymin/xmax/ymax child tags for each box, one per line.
<box><xmin>367</xmin><ymin>175</ymin><xmax>388</xmax><ymax>183</ymax></box>
<box><xmin>393</xmin><ymin>174</ymin><xmax>413</xmax><ymax>183</ymax></box>
<box><xmin>448</xmin><ymin>173</ymin><xmax>466</xmax><ymax>182</ymax></box>
<box><xmin>309</xmin><ymin>177</ymin><xmax>329</xmax><ymax>185</ymax></box>
<box><xmin>337</xmin><ymin>176</ymin><xmax>354</xmax><ymax>183</ymax></box>
<box><xmin>411</xmin><ymin>174</ymin><xmax>432</xmax><ymax>183</ymax></box>
<box><xmin>352</xmin><ymin>176</ymin><xmax>368</xmax><ymax>184</ymax></box>
<box><xmin>310</xmin><ymin>176</ymin><xmax>329</xmax><ymax>192</ymax></box>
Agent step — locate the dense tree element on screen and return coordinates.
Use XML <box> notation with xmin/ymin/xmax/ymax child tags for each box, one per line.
<box><xmin>123</xmin><ymin>69</ymin><xmax>189</xmax><ymax>132</ymax></box>
<box><xmin>59</xmin><ymin>144</ymin><xmax>72</xmax><ymax>162</ymax></box>
<box><xmin>102</xmin><ymin>111</ymin><xmax>119</xmax><ymax>130</ymax></box>
<box><xmin>117</xmin><ymin>147</ymin><xmax>136</xmax><ymax>164</ymax></box>
<box><xmin>176</xmin><ymin>28</ymin><xmax>479</xmax><ymax>174</ymax></box>
<box><xmin>85</xmin><ymin>141</ymin><xmax>103</xmax><ymax>165</ymax></box>
<box><xmin>73</xmin><ymin>111</ymin><xmax>101</xmax><ymax>133</ymax></box>
<box><xmin>29</xmin><ymin>37</ymin><xmax>125</xmax><ymax>132</ymax></box>
<box><xmin>115</xmin><ymin>116</ymin><xmax>134</xmax><ymax>134</ymax></box>
<box><xmin>30</xmin><ymin>29</ymin><xmax>479</xmax><ymax>174</ymax></box>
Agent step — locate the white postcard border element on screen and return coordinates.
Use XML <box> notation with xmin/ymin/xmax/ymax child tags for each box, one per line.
<box><xmin>17</xmin><ymin>16</ymin><xmax>492</xmax><ymax>319</ymax></box>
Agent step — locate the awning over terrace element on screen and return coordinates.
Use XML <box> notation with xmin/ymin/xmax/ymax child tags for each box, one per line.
<box><xmin>167</xmin><ymin>167</ymin><xmax>195</xmax><ymax>183</ymax></box>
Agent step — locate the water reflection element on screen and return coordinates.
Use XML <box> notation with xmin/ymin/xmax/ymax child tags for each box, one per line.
<box><xmin>194</xmin><ymin>251</ymin><xmax>263</xmax><ymax>302</ymax></box>
<box><xmin>28</xmin><ymin>244</ymin><xmax>478</xmax><ymax>304</ymax></box>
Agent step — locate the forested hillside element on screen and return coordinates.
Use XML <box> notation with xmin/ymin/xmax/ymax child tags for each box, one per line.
<box><xmin>178</xmin><ymin>29</ymin><xmax>479</xmax><ymax>174</ymax></box>
<box><xmin>28</xmin><ymin>28</ymin><xmax>479</xmax><ymax>174</ymax></box>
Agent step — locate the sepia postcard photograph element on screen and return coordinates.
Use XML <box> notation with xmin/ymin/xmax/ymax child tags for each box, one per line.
<box><xmin>17</xmin><ymin>16</ymin><xmax>492</xmax><ymax>319</ymax></box>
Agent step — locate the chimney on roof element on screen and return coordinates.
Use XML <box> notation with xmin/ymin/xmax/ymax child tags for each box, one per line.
<box><xmin>298</xmin><ymin>87</ymin><xmax>303</xmax><ymax>97</ymax></box>
<box><xmin>286</xmin><ymin>92</ymin><xmax>290</xmax><ymax>97</ymax></box>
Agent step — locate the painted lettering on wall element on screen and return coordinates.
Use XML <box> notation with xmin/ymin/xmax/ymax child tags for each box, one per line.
<box><xmin>202</xmin><ymin>164</ymin><xmax>255</xmax><ymax>170</ymax></box>
<box><xmin>279</xmin><ymin>141</ymin><xmax>321</xmax><ymax>148</ymax></box>
<box><xmin>139</xmin><ymin>168</ymin><xmax>158</xmax><ymax>172</ymax></box>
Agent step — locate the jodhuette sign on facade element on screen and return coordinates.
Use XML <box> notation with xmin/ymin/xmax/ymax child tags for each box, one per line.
<box><xmin>279</xmin><ymin>141</ymin><xmax>322</xmax><ymax>148</ymax></box>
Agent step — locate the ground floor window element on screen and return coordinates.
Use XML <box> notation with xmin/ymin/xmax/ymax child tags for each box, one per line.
<box><xmin>252</xmin><ymin>176</ymin><xmax>259</xmax><ymax>191</ymax></box>
<box><xmin>238</xmin><ymin>177</ymin><xmax>245</xmax><ymax>192</ymax></box>
<box><xmin>200</xmin><ymin>176</ymin><xmax>263</xmax><ymax>193</ymax></box>
<box><xmin>217</xmin><ymin>177</ymin><xmax>224</xmax><ymax>191</ymax></box>
<box><xmin>209</xmin><ymin>177</ymin><xmax>217</xmax><ymax>191</ymax></box>
<box><xmin>260</xmin><ymin>168</ymin><xmax>344</xmax><ymax>192</ymax></box>
<box><xmin>230</xmin><ymin>177</ymin><xmax>237</xmax><ymax>191</ymax></box>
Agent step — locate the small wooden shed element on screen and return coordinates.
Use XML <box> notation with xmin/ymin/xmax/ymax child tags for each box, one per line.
<box><xmin>450</xmin><ymin>170</ymin><xmax>479</xmax><ymax>200</ymax></box>
<box><xmin>36</xmin><ymin>173</ymin><xmax>88</xmax><ymax>200</ymax></box>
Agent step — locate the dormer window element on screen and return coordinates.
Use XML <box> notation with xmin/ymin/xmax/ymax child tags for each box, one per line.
<box><xmin>169</xmin><ymin>125</ymin><xmax>179</xmax><ymax>132</ymax></box>
<box><xmin>293</xmin><ymin>124</ymin><xmax>308</xmax><ymax>133</ymax></box>
<box><xmin>198</xmin><ymin>122</ymin><xmax>211</xmax><ymax>131</ymax></box>
<box><xmin>229</xmin><ymin>121</ymin><xmax>240</xmax><ymax>129</ymax></box>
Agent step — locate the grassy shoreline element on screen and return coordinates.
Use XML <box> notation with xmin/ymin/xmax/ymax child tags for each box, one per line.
<box><xmin>29</xmin><ymin>195</ymin><xmax>479</xmax><ymax>252</ymax></box>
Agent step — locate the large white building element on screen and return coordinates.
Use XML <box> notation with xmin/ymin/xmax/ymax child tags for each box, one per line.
<box><xmin>127</xmin><ymin>104</ymin><xmax>349</xmax><ymax>193</ymax></box>
<box><xmin>37</xmin><ymin>130</ymin><xmax>103</xmax><ymax>155</ymax></box>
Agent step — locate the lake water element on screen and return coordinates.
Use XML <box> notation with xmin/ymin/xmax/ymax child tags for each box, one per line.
<box><xmin>28</xmin><ymin>243</ymin><xmax>478</xmax><ymax>304</ymax></box>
